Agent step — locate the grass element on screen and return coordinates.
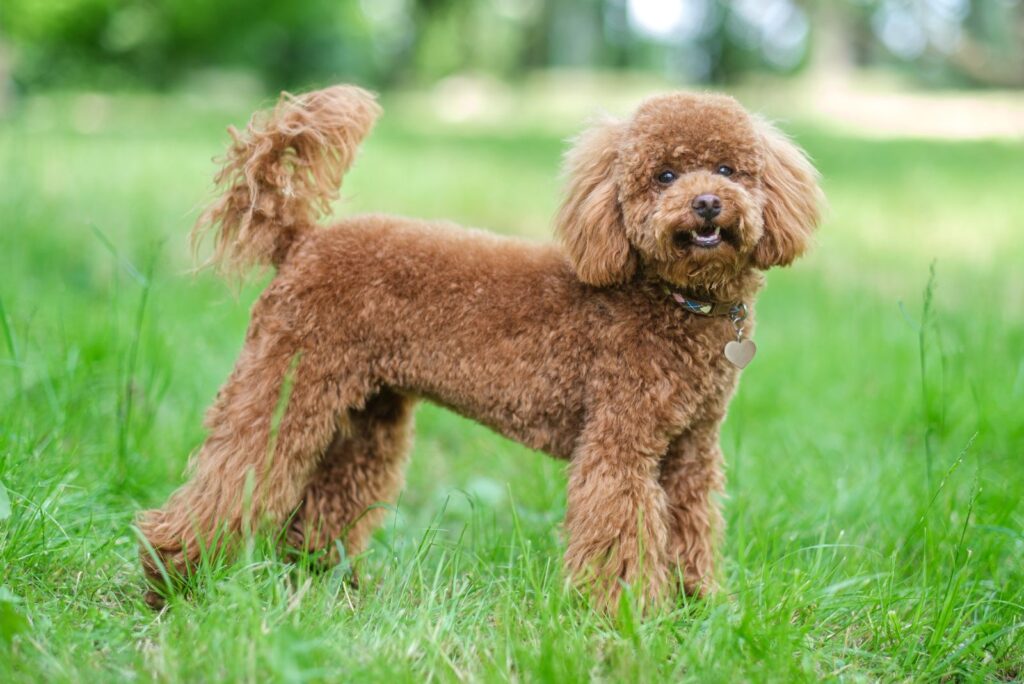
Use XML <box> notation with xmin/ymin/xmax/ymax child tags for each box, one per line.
<box><xmin>1</xmin><ymin>88</ymin><xmax>1022</xmax><ymax>682</ymax></box>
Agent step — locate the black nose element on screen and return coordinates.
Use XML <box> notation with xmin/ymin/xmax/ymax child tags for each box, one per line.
<box><xmin>691</xmin><ymin>194</ymin><xmax>722</xmax><ymax>220</ymax></box>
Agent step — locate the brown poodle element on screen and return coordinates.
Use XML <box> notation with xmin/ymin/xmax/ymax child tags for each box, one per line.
<box><xmin>138</xmin><ymin>84</ymin><xmax>823</xmax><ymax>610</ymax></box>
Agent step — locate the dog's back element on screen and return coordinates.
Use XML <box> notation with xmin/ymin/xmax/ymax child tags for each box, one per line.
<box><xmin>262</xmin><ymin>213</ymin><xmax>592</xmax><ymax>457</ymax></box>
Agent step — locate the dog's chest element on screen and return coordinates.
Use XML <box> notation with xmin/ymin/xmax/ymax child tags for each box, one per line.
<box><xmin>644</xmin><ymin>315</ymin><xmax>745</xmax><ymax>426</ymax></box>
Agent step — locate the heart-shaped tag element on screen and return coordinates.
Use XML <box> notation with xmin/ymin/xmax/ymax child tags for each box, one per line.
<box><xmin>724</xmin><ymin>339</ymin><xmax>756</xmax><ymax>369</ymax></box>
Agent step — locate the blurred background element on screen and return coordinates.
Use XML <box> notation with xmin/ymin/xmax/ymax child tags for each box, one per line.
<box><xmin>2</xmin><ymin>0</ymin><xmax>1024</xmax><ymax>136</ymax></box>
<box><xmin>3</xmin><ymin>0</ymin><xmax>1024</xmax><ymax>91</ymax></box>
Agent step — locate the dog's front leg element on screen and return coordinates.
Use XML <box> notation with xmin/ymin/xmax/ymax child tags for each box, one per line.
<box><xmin>659</xmin><ymin>421</ymin><xmax>724</xmax><ymax>597</ymax></box>
<box><xmin>563</xmin><ymin>420</ymin><xmax>671</xmax><ymax>612</ymax></box>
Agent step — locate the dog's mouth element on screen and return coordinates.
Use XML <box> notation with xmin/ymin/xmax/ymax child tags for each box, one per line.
<box><xmin>673</xmin><ymin>223</ymin><xmax>734</xmax><ymax>250</ymax></box>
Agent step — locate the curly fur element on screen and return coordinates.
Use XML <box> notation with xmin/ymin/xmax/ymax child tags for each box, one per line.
<box><xmin>138</xmin><ymin>84</ymin><xmax>823</xmax><ymax>611</ymax></box>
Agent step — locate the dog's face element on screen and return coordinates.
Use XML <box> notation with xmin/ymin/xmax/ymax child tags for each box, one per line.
<box><xmin>557</xmin><ymin>93</ymin><xmax>823</xmax><ymax>290</ymax></box>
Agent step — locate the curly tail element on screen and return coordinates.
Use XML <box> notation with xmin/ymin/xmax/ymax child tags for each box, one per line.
<box><xmin>192</xmin><ymin>84</ymin><xmax>381</xmax><ymax>275</ymax></box>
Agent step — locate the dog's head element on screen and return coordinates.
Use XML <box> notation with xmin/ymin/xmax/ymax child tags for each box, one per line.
<box><xmin>556</xmin><ymin>93</ymin><xmax>823</xmax><ymax>290</ymax></box>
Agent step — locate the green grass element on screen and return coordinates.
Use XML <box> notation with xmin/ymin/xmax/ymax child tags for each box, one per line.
<box><xmin>1</xmin><ymin>89</ymin><xmax>1023</xmax><ymax>682</ymax></box>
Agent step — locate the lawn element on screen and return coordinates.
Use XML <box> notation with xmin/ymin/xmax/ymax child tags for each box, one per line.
<box><xmin>1</xmin><ymin>88</ymin><xmax>1022</xmax><ymax>682</ymax></box>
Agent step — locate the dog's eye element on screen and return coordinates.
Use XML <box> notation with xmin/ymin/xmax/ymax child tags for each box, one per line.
<box><xmin>716</xmin><ymin>164</ymin><xmax>734</xmax><ymax>177</ymax></box>
<box><xmin>656</xmin><ymin>170</ymin><xmax>677</xmax><ymax>185</ymax></box>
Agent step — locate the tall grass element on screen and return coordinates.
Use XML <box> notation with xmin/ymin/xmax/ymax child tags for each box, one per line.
<box><xmin>0</xmin><ymin>91</ymin><xmax>1021</xmax><ymax>681</ymax></box>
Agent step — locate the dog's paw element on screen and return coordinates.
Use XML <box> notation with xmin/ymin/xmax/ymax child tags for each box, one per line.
<box><xmin>143</xmin><ymin>587</ymin><xmax>167</xmax><ymax>611</ymax></box>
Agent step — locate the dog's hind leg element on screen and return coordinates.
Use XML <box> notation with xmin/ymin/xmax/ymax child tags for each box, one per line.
<box><xmin>286</xmin><ymin>388</ymin><xmax>415</xmax><ymax>572</ymax></box>
<box><xmin>136</xmin><ymin>330</ymin><xmax>371</xmax><ymax>603</ymax></box>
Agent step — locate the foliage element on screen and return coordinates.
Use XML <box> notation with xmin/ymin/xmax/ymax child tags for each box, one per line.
<box><xmin>2</xmin><ymin>0</ymin><xmax>1022</xmax><ymax>91</ymax></box>
<box><xmin>0</xmin><ymin>90</ymin><xmax>1022</xmax><ymax>680</ymax></box>
<box><xmin>2</xmin><ymin>0</ymin><xmax>378</xmax><ymax>89</ymax></box>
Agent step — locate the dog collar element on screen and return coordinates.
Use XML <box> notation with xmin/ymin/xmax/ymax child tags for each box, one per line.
<box><xmin>661</xmin><ymin>284</ymin><xmax>756</xmax><ymax>369</ymax></box>
<box><xmin>661</xmin><ymin>285</ymin><xmax>744</xmax><ymax>318</ymax></box>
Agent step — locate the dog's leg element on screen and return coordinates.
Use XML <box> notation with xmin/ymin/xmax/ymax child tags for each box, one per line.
<box><xmin>659</xmin><ymin>423</ymin><xmax>724</xmax><ymax>597</ymax></box>
<box><xmin>563</xmin><ymin>420</ymin><xmax>671</xmax><ymax>611</ymax></box>
<box><xmin>286</xmin><ymin>389</ymin><xmax>415</xmax><ymax>573</ymax></box>
<box><xmin>137</xmin><ymin>334</ymin><xmax>364</xmax><ymax>602</ymax></box>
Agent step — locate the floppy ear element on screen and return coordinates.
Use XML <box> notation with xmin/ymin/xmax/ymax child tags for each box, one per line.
<box><xmin>752</xmin><ymin>118</ymin><xmax>824</xmax><ymax>269</ymax></box>
<box><xmin>555</xmin><ymin>118</ymin><xmax>636</xmax><ymax>286</ymax></box>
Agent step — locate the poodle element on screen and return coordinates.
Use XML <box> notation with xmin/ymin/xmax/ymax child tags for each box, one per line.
<box><xmin>138</xmin><ymin>84</ymin><xmax>823</xmax><ymax>610</ymax></box>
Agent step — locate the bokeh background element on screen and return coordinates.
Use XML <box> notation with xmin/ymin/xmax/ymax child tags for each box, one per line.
<box><xmin>1</xmin><ymin>1</ymin><xmax>1023</xmax><ymax>681</ymax></box>
<box><xmin>4</xmin><ymin>0</ymin><xmax>1024</xmax><ymax>91</ymax></box>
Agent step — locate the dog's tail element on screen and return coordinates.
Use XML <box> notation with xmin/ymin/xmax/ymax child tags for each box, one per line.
<box><xmin>192</xmin><ymin>85</ymin><xmax>381</xmax><ymax>275</ymax></box>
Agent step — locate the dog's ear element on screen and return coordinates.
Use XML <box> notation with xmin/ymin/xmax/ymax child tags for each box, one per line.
<box><xmin>752</xmin><ymin>118</ymin><xmax>824</xmax><ymax>269</ymax></box>
<box><xmin>556</xmin><ymin>118</ymin><xmax>636</xmax><ymax>286</ymax></box>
